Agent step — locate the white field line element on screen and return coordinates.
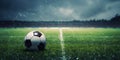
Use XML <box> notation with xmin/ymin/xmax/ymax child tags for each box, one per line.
<box><xmin>59</xmin><ymin>28</ymin><xmax>66</xmax><ymax>60</ymax></box>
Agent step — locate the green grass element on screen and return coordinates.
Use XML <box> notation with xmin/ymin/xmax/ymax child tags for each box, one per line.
<box><xmin>63</xmin><ymin>28</ymin><xmax>120</xmax><ymax>60</ymax></box>
<box><xmin>0</xmin><ymin>28</ymin><xmax>61</xmax><ymax>60</ymax></box>
<box><xmin>0</xmin><ymin>28</ymin><xmax>120</xmax><ymax>60</ymax></box>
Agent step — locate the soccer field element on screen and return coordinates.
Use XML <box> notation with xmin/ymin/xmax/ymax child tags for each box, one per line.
<box><xmin>0</xmin><ymin>28</ymin><xmax>120</xmax><ymax>60</ymax></box>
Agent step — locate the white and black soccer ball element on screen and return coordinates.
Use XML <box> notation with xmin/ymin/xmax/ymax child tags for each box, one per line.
<box><xmin>24</xmin><ymin>31</ymin><xmax>46</xmax><ymax>50</ymax></box>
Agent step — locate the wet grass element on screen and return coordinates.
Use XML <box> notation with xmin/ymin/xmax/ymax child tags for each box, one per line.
<box><xmin>0</xmin><ymin>28</ymin><xmax>61</xmax><ymax>60</ymax></box>
<box><xmin>63</xmin><ymin>28</ymin><xmax>120</xmax><ymax>60</ymax></box>
<box><xmin>0</xmin><ymin>28</ymin><xmax>120</xmax><ymax>60</ymax></box>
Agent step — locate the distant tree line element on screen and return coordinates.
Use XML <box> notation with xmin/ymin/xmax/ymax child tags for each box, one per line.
<box><xmin>0</xmin><ymin>14</ymin><xmax>120</xmax><ymax>28</ymax></box>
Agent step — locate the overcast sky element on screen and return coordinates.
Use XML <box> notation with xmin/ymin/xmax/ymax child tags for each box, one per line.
<box><xmin>0</xmin><ymin>0</ymin><xmax>120</xmax><ymax>21</ymax></box>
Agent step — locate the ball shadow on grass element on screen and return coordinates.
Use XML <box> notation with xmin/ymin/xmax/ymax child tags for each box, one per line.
<box><xmin>23</xmin><ymin>48</ymin><xmax>46</xmax><ymax>52</ymax></box>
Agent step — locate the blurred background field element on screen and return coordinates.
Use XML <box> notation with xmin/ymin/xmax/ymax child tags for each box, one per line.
<box><xmin>0</xmin><ymin>28</ymin><xmax>120</xmax><ymax>60</ymax></box>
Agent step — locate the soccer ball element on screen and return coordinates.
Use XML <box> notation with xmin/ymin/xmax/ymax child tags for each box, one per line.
<box><xmin>24</xmin><ymin>31</ymin><xmax>46</xmax><ymax>50</ymax></box>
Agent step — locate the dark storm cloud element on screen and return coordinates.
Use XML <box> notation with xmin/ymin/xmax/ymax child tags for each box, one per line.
<box><xmin>0</xmin><ymin>0</ymin><xmax>120</xmax><ymax>21</ymax></box>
